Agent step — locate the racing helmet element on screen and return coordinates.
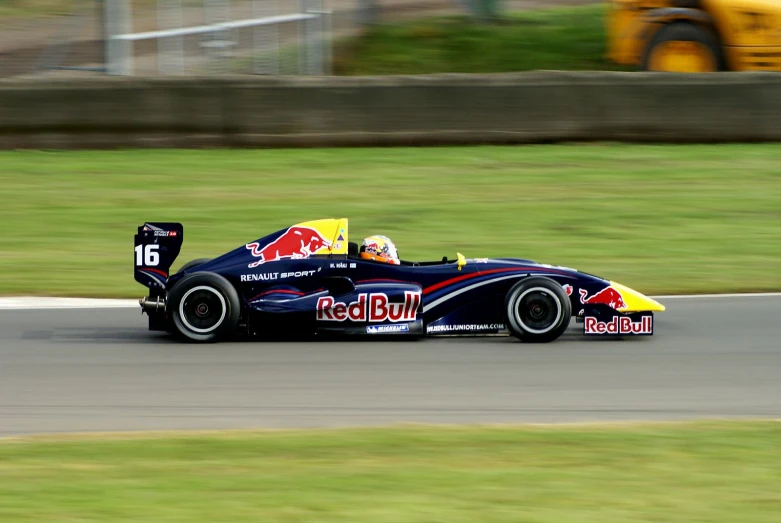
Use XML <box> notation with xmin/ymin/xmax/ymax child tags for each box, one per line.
<box><xmin>360</xmin><ymin>235</ymin><xmax>400</xmax><ymax>265</ymax></box>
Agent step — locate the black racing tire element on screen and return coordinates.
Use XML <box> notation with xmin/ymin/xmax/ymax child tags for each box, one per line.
<box><xmin>178</xmin><ymin>258</ymin><xmax>213</xmax><ymax>273</ymax></box>
<box><xmin>504</xmin><ymin>277</ymin><xmax>572</xmax><ymax>343</ymax></box>
<box><xmin>167</xmin><ymin>272</ymin><xmax>240</xmax><ymax>343</ymax></box>
<box><xmin>642</xmin><ymin>21</ymin><xmax>726</xmax><ymax>72</ymax></box>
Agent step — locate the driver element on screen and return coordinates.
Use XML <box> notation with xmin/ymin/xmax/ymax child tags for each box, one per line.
<box><xmin>359</xmin><ymin>235</ymin><xmax>400</xmax><ymax>265</ymax></box>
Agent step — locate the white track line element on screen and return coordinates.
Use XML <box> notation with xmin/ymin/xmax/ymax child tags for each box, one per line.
<box><xmin>0</xmin><ymin>298</ymin><xmax>138</xmax><ymax>310</ymax></box>
<box><xmin>651</xmin><ymin>292</ymin><xmax>781</xmax><ymax>299</ymax></box>
<box><xmin>0</xmin><ymin>292</ymin><xmax>780</xmax><ymax>310</ymax></box>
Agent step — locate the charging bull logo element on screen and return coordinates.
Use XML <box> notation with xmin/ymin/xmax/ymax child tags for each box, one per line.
<box><xmin>246</xmin><ymin>226</ymin><xmax>332</xmax><ymax>268</ymax></box>
<box><xmin>579</xmin><ymin>286</ymin><xmax>627</xmax><ymax>310</ymax></box>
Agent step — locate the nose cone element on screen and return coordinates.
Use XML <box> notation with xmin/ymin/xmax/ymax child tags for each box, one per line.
<box><xmin>609</xmin><ymin>281</ymin><xmax>666</xmax><ymax>312</ymax></box>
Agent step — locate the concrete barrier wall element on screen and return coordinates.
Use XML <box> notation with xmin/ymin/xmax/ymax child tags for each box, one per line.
<box><xmin>2</xmin><ymin>72</ymin><xmax>781</xmax><ymax>149</ymax></box>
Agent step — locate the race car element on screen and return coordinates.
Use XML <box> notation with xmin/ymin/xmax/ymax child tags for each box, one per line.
<box><xmin>134</xmin><ymin>218</ymin><xmax>665</xmax><ymax>343</ymax></box>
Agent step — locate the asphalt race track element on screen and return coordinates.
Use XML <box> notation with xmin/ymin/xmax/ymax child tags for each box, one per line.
<box><xmin>1</xmin><ymin>296</ymin><xmax>779</xmax><ymax>436</ymax></box>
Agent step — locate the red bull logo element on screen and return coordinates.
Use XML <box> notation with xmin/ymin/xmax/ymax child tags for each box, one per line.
<box><xmin>579</xmin><ymin>286</ymin><xmax>627</xmax><ymax>310</ymax></box>
<box><xmin>317</xmin><ymin>292</ymin><xmax>421</xmax><ymax>323</ymax></box>
<box><xmin>246</xmin><ymin>226</ymin><xmax>332</xmax><ymax>268</ymax></box>
<box><xmin>584</xmin><ymin>315</ymin><xmax>653</xmax><ymax>335</ymax></box>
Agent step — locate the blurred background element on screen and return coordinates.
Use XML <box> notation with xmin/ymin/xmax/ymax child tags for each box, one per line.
<box><xmin>1</xmin><ymin>1</ymin><xmax>599</xmax><ymax>77</ymax></box>
<box><xmin>5</xmin><ymin>0</ymin><xmax>779</xmax><ymax>78</ymax></box>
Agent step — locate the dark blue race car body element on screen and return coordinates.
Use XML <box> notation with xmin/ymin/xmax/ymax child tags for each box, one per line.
<box><xmin>134</xmin><ymin>219</ymin><xmax>665</xmax><ymax>343</ymax></box>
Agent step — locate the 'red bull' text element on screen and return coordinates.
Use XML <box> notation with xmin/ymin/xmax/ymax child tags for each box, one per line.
<box><xmin>317</xmin><ymin>292</ymin><xmax>420</xmax><ymax>322</ymax></box>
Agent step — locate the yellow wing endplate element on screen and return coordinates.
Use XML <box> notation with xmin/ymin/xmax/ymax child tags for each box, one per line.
<box><xmin>610</xmin><ymin>281</ymin><xmax>666</xmax><ymax>313</ymax></box>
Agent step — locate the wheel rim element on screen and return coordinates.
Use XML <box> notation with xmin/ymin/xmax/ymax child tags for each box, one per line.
<box><xmin>179</xmin><ymin>286</ymin><xmax>227</xmax><ymax>334</ymax></box>
<box><xmin>648</xmin><ymin>41</ymin><xmax>716</xmax><ymax>72</ymax></box>
<box><xmin>514</xmin><ymin>287</ymin><xmax>562</xmax><ymax>335</ymax></box>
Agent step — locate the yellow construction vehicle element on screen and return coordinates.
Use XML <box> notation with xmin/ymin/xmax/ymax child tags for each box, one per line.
<box><xmin>607</xmin><ymin>0</ymin><xmax>781</xmax><ymax>71</ymax></box>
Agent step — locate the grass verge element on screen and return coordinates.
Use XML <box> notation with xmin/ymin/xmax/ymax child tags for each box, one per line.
<box><xmin>1</xmin><ymin>421</ymin><xmax>781</xmax><ymax>522</ymax></box>
<box><xmin>335</xmin><ymin>4</ymin><xmax>629</xmax><ymax>75</ymax></box>
<box><xmin>1</xmin><ymin>144</ymin><xmax>780</xmax><ymax>297</ymax></box>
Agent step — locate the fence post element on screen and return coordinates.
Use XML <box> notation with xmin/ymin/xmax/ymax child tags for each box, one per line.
<box><xmin>357</xmin><ymin>0</ymin><xmax>378</xmax><ymax>25</ymax></box>
<box><xmin>253</xmin><ymin>0</ymin><xmax>279</xmax><ymax>75</ymax></box>
<box><xmin>476</xmin><ymin>0</ymin><xmax>502</xmax><ymax>20</ymax></box>
<box><xmin>105</xmin><ymin>0</ymin><xmax>133</xmax><ymax>75</ymax></box>
<box><xmin>157</xmin><ymin>0</ymin><xmax>185</xmax><ymax>75</ymax></box>
<box><xmin>310</xmin><ymin>0</ymin><xmax>324</xmax><ymax>75</ymax></box>
<box><xmin>456</xmin><ymin>0</ymin><xmax>503</xmax><ymax>20</ymax></box>
<box><xmin>202</xmin><ymin>0</ymin><xmax>233</xmax><ymax>74</ymax></box>
<box><xmin>324</xmin><ymin>0</ymin><xmax>332</xmax><ymax>75</ymax></box>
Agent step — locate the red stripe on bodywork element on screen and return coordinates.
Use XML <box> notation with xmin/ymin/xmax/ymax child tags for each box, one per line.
<box><xmin>357</xmin><ymin>279</ymin><xmax>410</xmax><ymax>285</ymax></box>
<box><xmin>250</xmin><ymin>289</ymin><xmax>305</xmax><ymax>301</ymax></box>
<box><xmin>423</xmin><ymin>267</ymin><xmax>568</xmax><ymax>295</ymax></box>
<box><xmin>142</xmin><ymin>268</ymin><xmax>168</xmax><ymax>278</ymax></box>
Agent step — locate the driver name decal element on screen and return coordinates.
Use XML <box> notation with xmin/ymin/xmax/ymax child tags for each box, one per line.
<box><xmin>317</xmin><ymin>292</ymin><xmax>420</xmax><ymax>322</ymax></box>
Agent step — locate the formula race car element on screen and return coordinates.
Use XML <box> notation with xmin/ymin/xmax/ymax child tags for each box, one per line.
<box><xmin>134</xmin><ymin>218</ymin><xmax>665</xmax><ymax>343</ymax></box>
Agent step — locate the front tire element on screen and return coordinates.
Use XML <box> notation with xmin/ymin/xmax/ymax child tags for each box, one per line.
<box><xmin>504</xmin><ymin>277</ymin><xmax>572</xmax><ymax>343</ymax></box>
<box><xmin>168</xmin><ymin>272</ymin><xmax>240</xmax><ymax>342</ymax></box>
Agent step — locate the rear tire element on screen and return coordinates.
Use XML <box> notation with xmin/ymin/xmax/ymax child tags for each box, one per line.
<box><xmin>504</xmin><ymin>277</ymin><xmax>572</xmax><ymax>343</ymax></box>
<box><xmin>168</xmin><ymin>272</ymin><xmax>240</xmax><ymax>343</ymax></box>
<box><xmin>178</xmin><ymin>258</ymin><xmax>212</xmax><ymax>273</ymax></box>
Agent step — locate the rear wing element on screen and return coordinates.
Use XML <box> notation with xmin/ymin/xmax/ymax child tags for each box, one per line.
<box><xmin>134</xmin><ymin>222</ymin><xmax>183</xmax><ymax>290</ymax></box>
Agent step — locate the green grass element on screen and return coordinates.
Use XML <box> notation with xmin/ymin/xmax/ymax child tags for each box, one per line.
<box><xmin>1</xmin><ymin>421</ymin><xmax>781</xmax><ymax>522</ymax></box>
<box><xmin>1</xmin><ymin>144</ymin><xmax>780</xmax><ymax>298</ymax></box>
<box><xmin>335</xmin><ymin>4</ymin><xmax>629</xmax><ymax>76</ymax></box>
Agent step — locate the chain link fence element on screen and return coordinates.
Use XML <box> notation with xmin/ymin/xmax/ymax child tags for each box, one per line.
<box><xmin>105</xmin><ymin>1</ymin><xmax>332</xmax><ymax>76</ymax></box>
<box><xmin>1</xmin><ymin>1</ymin><xmax>333</xmax><ymax>77</ymax></box>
